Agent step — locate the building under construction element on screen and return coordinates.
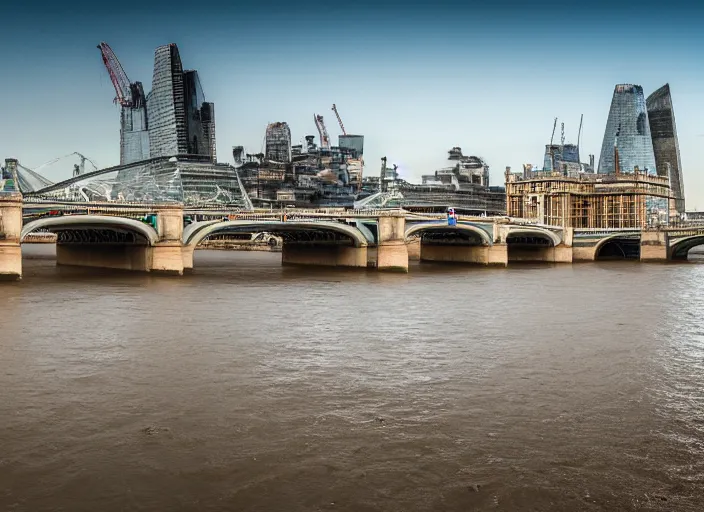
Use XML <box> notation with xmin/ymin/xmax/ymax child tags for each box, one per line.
<box><xmin>505</xmin><ymin>169</ymin><xmax>672</xmax><ymax>228</ymax></box>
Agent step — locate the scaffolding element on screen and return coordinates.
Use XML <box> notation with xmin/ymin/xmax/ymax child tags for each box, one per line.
<box><xmin>505</xmin><ymin>170</ymin><xmax>672</xmax><ymax>228</ymax></box>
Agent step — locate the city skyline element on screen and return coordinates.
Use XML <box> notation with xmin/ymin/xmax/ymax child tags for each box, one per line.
<box><xmin>2</xmin><ymin>0</ymin><xmax>703</xmax><ymax>207</ymax></box>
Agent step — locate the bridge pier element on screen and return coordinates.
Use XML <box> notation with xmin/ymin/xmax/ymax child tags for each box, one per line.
<box><xmin>0</xmin><ymin>193</ymin><xmax>22</xmax><ymax>280</ymax></box>
<box><xmin>572</xmin><ymin>245</ymin><xmax>597</xmax><ymax>261</ymax></box>
<box><xmin>407</xmin><ymin>238</ymin><xmax>421</xmax><ymax>261</ymax></box>
<box><xmin>182</xmin><ymin>245</ymin><xmax>195</xmax><ymax>272</ymax></box>
<box><xmin>508</xmin><ymin>244</ymin><xmax>573</xmax><ymax>263</ymax></box>
<box><xmin>419</xmin><ymin>243</ymin><xmax>508</xmax><ymax>266</ymax></box>
<box><xmin>640</xmin><ymin>230</ymin><xmax>669</xmax><ymax>262</ymax></box>
<box><xmin>281</xmin><ymin>243</ymin><xmax>368</xmax><ymax>268</ymax></box>
<box><xmin>375</xmin><ymin>216</ymin><xmax>409</xmax><ymax>272</ymax></box>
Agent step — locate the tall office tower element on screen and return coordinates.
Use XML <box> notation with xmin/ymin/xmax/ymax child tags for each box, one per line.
<box><xmin>647</xmin><ymin>83</ymin><xmax>685</xmax><ymax>213</ymax></box>
<box><xmin>265</xmin><ymin>122</ymin><xmax>292</xmax><ymax>163</ymax></box>
<box><xmin>148</xmin><ymin>44</ymin><xmax>187</xmax><ymax>158</ymax></box>
<box><xmin>183</xmin><ymin>70</ymin><xmax>217</xmax><ymax>162</ymax></box>
<box><xmin>597</xmin><ymin>84</ymin><xmax>657</xmax><ymax>175</ymax></box>
<box><xmin>120</xmin><ymin>82</ymin><xmax>150</xmax><ymax>164</ymax></box>
<box><xmin>201</xmin><ymin>102</ymin><xmax>216</xmax><ymax>162</ymax></box>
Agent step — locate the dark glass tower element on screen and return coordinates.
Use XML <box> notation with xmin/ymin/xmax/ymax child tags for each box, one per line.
<box><xmin>147</xmin><ymin>45</ymin><xmax>216</xmax><ymax>162</ymax></box>
<box><xmin>265</xmin><ymin>122</ymin><xmax>292</xmax><ymax>163</ymax></box>
<box><xmin>148</xmin><ymin>44</ymin><xmax>187</xmax><ymax>158</ymax></box>
<box><xmin>597</xmin><ymin>84</ymin><xmax>657</xmax><ymax>175</ymax></box>
<box><xmin>647</xmin><ymin>83</ymin><xmax>684</xmax><ymax>214</ymax></box>
<box><xmin>120</xmin><ymin>81</ymin><xmax>150</xmax><ymax>165</ymax></box>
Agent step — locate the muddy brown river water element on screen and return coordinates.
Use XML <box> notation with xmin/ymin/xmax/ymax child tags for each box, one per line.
<box><xmin>1</xmin><ymin>245</ymin><xmax>703</xmax><ymax>511</ymax></box>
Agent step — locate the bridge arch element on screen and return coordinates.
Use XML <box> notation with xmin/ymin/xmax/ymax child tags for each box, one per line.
<box><xmin>185</xmin><ymin>220</ymin><xmax>369</xmax><ymax>249</ymax></box>
<box><xmin>404</xmin><ymin>222</ymin><xmax>493</xmax><ymax>246</ymax></box>
<box><xmin>670</xmin><ymin>235</ymin><xmax>704</xmax><ymax>260</ymax></box>
<box><xmin>21</xmin><ymin>215</ymin><xmax>160</xmax><ymax>245</ymax></box>
<box><xmin>505</xmin><ymin>226</ymin><xmax>561</xmax><ymax>247</ymax></box>
<box><xmin>593</xmin><ymin>233</ymin><xmax>641</xmax><ymax>260</ymax></box>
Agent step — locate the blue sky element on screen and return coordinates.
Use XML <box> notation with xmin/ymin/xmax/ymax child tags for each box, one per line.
<box><xmin>2</xmin><ymin>0</ymin><xmax>703</xmax><ymax>207</ymax></box>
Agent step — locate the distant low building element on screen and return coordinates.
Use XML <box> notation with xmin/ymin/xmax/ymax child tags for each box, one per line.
<box><xmin>357</xmin><ymin>149</ymin><xmax>506</xmax><ymax>214</ymax></box>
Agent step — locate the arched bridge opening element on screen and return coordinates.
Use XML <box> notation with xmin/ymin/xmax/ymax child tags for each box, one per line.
<box><xmin>405</xmin><ymin>223</ymin><xmax>492</xmax><ymax>246</ymax></box>
<box><xmin>594</xmin><ymin>236</ymin><xmax>641</xmax><ymax>261</ymax></box>
<box><xmin>505</xmin><ymin>228</ymin><xmax>562</xmax><ymax>263</ymax></box>
<box><xmin>20</xmin><ymin>215</ymin><xmax>167</xmax><ymax>273</ymax></box>
<box><xmin>183</xmin><ymin>220</ymin><xmax>370</xmax><ymax>270</ymax></box>
<box><xmin>21</xmin><ymin>215</ymin><xmax>160</xmax><ymax>246</ymax></box>
<box><xmin>404</xmin><ymin>222</ymin><xmax>497</xmax><ymax>265</ymax></box>
<box><xmin>670</xmin><ymin>236</ymin><xmax>704</xmax><ymax>261</ymax></box>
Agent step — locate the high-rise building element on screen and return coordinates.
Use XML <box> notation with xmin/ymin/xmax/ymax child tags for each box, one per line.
<box><xmin>120</xmin><ymin>82</ymin><xmax>150</xmax><ymax>164</ymax></box>
<box><xmin>338</xmin><ymin>135</ymin><xmax>364</xmax><ymax>158</ymax></box>
<box><xmin>597</xmin><ymin>84</ymin><xmax>657</xmax><ymax>175</ymax></box>
<box><xmin>201</xmin><ymin>102</ymin><xmax>216</xmax><ymax>163</ymax></box>
<box><xmin>265</xmin><ymin>122</ymin><xmax>292</xmax><ymax>163</ymax></box>
<box><xmin>647</xmin><ymin>83</ymin><xmax>685</xmax><ymax>214</ymax></box>
<box><xmin>183</xmin><ymin>70</ymin><xmax>216</xmax><ymax>162</ymax></box>
<box><xmin>148</xmin><ymin>44</ymin><xmax>187</xmax><ymax>158</ymax></box>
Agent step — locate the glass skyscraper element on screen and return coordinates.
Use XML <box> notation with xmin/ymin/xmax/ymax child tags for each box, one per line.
<box><xmin>120</xmin><ymin>82</ymin><xmax>150</xmax><ymax>165</ymax></box>
<box><xmin>647</xmin><ymin>83</ymin><xmax>685</xmax><ymax>214</ymax></box>
<box><xmin>339</xmin><ymin>135</ymin><xmax>364</xmax><ymax>158</ymax></box>
<box><xmin>146</xmin><ymin>45</ymin><xmax>216</xmax><ymax>162</ymax></box>
<box><xmin>148</xmin><ymin>44</ymin><xmax>188</xmax><ymax>158</ymax></box>
<box><xmin>183</xmin><ymin>70</ymin><xmax>216</xmax><ymax>162</ymax></box>
<box><xmin>597</xmin><ymin>84</ymin><xmax>657</xmax><ymax>175</ymax></box>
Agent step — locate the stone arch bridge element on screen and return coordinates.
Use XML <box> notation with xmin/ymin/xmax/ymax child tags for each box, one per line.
<box><xmin>2</xmin><ymin>196</ymin><xmax>701</xmax><ymax>280</ymax></box>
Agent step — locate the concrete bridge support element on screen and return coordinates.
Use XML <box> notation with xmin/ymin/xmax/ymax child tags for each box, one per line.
<box><xmin>640</xmin><ymin>230</ymin><xmax>668</xmax><ymax>262</ymax></box>
<box><xmin>281</xmin><ymin>243</ymin><xmax>368</xmax><ymax>268</ymax></box>
<box><xmin>419</xmin><ymin>243</ymin><xmax>508</xmax><ymax>266</ymax></box>
<box><xmin>375</xmin><ymin>216</ymin><xmax>409</xmax><ymax>272</ymax></box>
<box><xmin>0</xmin><ymin>193</ymin><xmax>23</xmax><ymax>280</ymax></box>
<box><xmin>149</xmin><ymin>208</ymin><xmax>185</xmax><ymax>274</ymax></box>
<box><xmin>407</xmin><ymin>238</ymin><xmax>421</xmax><ymax>261</ymax></box>
<box><xmin>508</xmin><ymin>245</ymin><xmax>573</xmax><ymax>263</ymax></box>
<box><xmin>572</xmin><ymin>245</ymin><xmax>597</xmax><ymax>262</ymax></box>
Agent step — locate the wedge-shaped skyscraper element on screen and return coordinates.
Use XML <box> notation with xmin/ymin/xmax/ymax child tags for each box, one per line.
<box><xmin>147</xmin><ymin>44</ymin><xmax>216</xmax><ymax>162</ymax></box>
<box><xmin>148</xmin><ymin>44</ymin><xmax>187</xmax><ymax>158</ymax></box>
<box><xmin>597</xmin><ymin>84</ymin><xmax>657</xmax><ymax>175</ymax></box>
<box><xmin>647</xmin><ymin>83</ymin><xmax>684</xmax><ymax>213</ymax></box>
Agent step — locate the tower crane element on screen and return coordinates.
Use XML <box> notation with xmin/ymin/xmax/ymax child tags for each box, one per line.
<box><xmin>313</xmin><ymin>114</ymin><xmax>331</xmax><ymax>150</ymax></box>
<box><xmin>331</xmin><ymin>104</ymin><xmax>346</xmax><ymax>135</ymax></box>
<box><xmin>97</xmin><ymin>42</ymin><xmax>134</xmax><ymax>107</ymax></box>
<box><xmin>31</xmin><ymin>152</ymin><xmax>98</xmax><ymax>178</ymax></box>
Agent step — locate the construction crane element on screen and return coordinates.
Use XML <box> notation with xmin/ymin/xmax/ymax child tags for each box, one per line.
<box><xmin>32</xmin><ymin>152</ymin><xmax>98</xmax><ymax>178</ymax></box>
<box><xmin>577</xmin><ymin>113</ymin><xmax>584</xmax><ymax>162</ymax></box>
<box><xmin>97</xmin><ymin>42</ymin><xmax>134</xmax><ymax>107</ymax></box>
<box><xmin>331</xmin><ymin>104</ymin><xmax>346</xmax><ymax>135</ymax></box>
<box><xmin>313</xmin><ymin>114</ymin><xmax>331</xmax><ymax>150</ymax></box>
<box><xmin>74</xmin><ymin>152</ymin><xmax>99</xmax><ymax>177</ymax></box>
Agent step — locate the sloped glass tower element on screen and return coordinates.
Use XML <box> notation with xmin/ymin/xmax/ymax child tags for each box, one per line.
<box><xmin>647</xmin><ymin>83</ymin><xmax>685</xmax><ymax>213</ymax></box>
<box><xmin>597</xmin><ymin>84</ymin><xmax>657</xmax><ymax>175</ymax></box>
<box><xmin>147</xmin><ymin>44</ymin><xmax>188</xmax><ymax>158</ymax></box>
